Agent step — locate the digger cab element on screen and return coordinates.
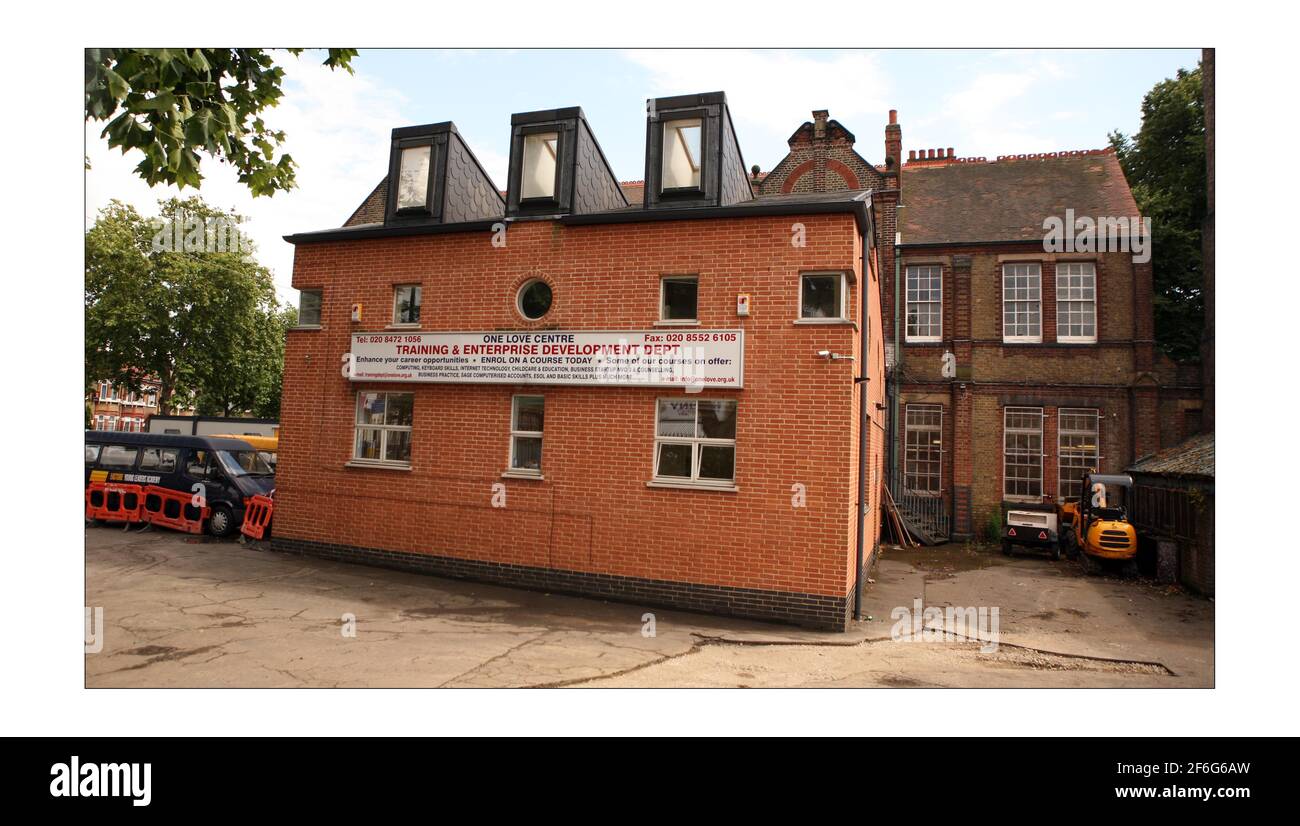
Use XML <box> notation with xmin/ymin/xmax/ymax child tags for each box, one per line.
<box><xmin>1073</xmin><ymin>472</ymin><xmax>1138</xmax><ymax>564</ymax></box>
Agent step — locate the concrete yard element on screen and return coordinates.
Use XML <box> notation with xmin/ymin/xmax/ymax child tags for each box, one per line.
<box><xmin>85</xmin><ymin>526</ymin><xmax>1213</xmax><ymax>688</ymax></box>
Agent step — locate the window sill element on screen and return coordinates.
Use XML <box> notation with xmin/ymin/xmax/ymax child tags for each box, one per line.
<box><xmin>905</xmin><ymin>337</ymin><xmax>943</xmax><ymax>345</ymax></box>
<box><xmin>1002</xmin><ymin>339</ymin><xmax>1043</xmax><ymax>345</ymax></box>
<box><xmin>386</xmin><ymin>324</ymin><xmax>421</xmax><ymax>330</ymax></box>
<box><xmin>794</xmin><ymin>318</ymin><xmax>856</xmax><ymax>329</ymax></box>
<box><xmin>501</xmin><ymin>470</ymin><xmax>545</xmax><ymax>481</ymax></box>
<box><xmin>290</xmin><ymin>325</ymin><xmax>322</xmax><ymax>332</ymax></box>
<box><xmin>654</xmin><ymin>319</ymin><xmax>700</xmax><ymax>327</ymax></box>
<box><xmin>646</xmin><ymin>480</ymin><xmax>739</xmax><ymax>493</ymax></box>
<box><xmin>345</xmin><ymin>460</ymin><xmax>412</xmax><ymax>471</ymax></box>
<box><xmin>1055</xmin><ymin>338</ymin><xmax>1097</xmax><ymax>345</ymax></box>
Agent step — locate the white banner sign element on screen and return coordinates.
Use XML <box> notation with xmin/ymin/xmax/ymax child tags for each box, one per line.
<box><xmin>349</xmin><ymin>330</ymin><xmax>744</xmax><ymax>388</ymax></box>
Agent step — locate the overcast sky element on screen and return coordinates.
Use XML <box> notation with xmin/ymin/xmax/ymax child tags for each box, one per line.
<box><xmin>84</xmin><ymin>48</ymin><xmax>1200</xmax><ymax>305</ymax></box>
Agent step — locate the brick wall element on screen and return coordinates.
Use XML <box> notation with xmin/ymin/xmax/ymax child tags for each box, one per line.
<box><xmin>277</xmin><ymin>214</ymin><xmax>880</xmax><ymax>630</ymax></box>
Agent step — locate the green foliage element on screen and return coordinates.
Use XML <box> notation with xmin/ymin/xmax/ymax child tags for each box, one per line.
<box><xmin>85</xmin><ymin>196</ymin><xmax>287</xmax><ymax>417</ymax></box>
<box><xmin>982</xmin><ymin>510</ymin><xmax>1003</xmax><ymax>543</ymax></box>
<box><xmin>1109</xmin><ymin>63</ymin><xmax>1206</xmax><ymax>363</ymax></box>
<box><xmin>85</xmin><ymin>48</ymin><xmax>356</xmax><ymax>196</ymax></box>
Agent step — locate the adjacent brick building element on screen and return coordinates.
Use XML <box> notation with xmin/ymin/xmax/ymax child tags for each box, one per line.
<box><xmin>88</xmin><ymin>378</ymin><xmax>193</xmax><ymax>432</ymax></box>
<box><xmin>276</xmin><ymin>94</ymin><xmax>886</xmax><ymax>630</ymax></box>
<box><xmin>760</xmin><ymin>109</ymin><xmax>1201</xmax><ymax>540</ymax></box>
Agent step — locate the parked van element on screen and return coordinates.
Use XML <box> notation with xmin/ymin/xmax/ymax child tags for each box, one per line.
<box><xmin>85</xmin><ymin>431</ymin><xmax>274</xmax><ymax>537</ymax></box>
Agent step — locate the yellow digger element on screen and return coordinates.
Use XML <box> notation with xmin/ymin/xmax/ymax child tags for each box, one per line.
<box><xmin>1057</xmin><ymin>472</ymin><xmax>1139</xmax><ymax>575</ymax></box>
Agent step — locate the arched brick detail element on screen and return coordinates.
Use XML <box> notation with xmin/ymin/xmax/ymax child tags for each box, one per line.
<box><xmin>780</xmin><ymin>160</ymin><xmax>815</xmax><ymax>194</ymax></box>
<box><xmin>825</xmin><ymin>158</ymin><xmax>860</xmax><ymax>189</ymax></box>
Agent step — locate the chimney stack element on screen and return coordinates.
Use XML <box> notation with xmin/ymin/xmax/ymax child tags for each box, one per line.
<box><xmin>885</xmin><ymin>108</ymin><xmax>902</xmax><ymax>179</ymax></box>
<box><xmin>813</xmin><ymin>109</ymin><xmax>829</xmax><ymax>140</ymax></box>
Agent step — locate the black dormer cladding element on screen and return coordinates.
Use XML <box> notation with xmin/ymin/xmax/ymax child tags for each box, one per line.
<box><xmin>643</xmin><ymin>91</ymin><xmax>754</xmax><ymax>211</ymax></box>
<box><xmin>384</xmin><ymin>122</ymin><xmax>504</xmax><ymax>227</ymax></box>
<box><xmin>506</xmin><ymin>107</ymin><xmax>627</xmax><ymax>218</ymax></box>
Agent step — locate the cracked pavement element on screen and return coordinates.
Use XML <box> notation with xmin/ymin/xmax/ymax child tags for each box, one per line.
<box><xmin>85</xmin><ymin>527</ymin><xmax>1213</xmax><ymax>687</ymax></box>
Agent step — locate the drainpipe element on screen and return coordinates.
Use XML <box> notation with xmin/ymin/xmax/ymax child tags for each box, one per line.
<box><xmin>854</xmin><ymin>227</ymin><xmax>869</xmax><ymax>621</ymax></box>
<box><xmin>889</xmin><ymin>227</ymin><xmax>902</xmax><ymax>488</ymax></box>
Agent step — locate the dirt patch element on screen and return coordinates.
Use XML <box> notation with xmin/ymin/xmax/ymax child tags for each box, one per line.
<box><xmin>882</xmin><ymin>543</ymin><xmax>1004</xmax><ymax>581</ymax></box>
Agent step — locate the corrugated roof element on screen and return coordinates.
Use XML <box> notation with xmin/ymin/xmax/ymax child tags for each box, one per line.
<box><xmin>900</xmin><ymin>150</ymin><xmax>1140</xmax><ymax>245</ymax></box>
<box><xmin>1128</xmin><ymin>431</ymin><xmax>1214</xmax><ymax>479</ymax></box>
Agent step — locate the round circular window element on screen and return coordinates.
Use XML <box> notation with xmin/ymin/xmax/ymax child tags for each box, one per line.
<box><xmin>517</xmin><ymin>279</ymin><xmax>553</xmax><ymax>320</ymax></box>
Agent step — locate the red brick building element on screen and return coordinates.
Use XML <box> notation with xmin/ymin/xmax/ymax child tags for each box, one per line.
<box><xmin>276</xmin><ymin>93</ymin><xmax>886</xmax><ymax>630</ymax></box>
<box><xmin>88</xmin><ymin>378</ymin><xmax>189</xmax><ymax>432</ymax></box>
<box><xmin>760</xmin><ymin>109</ymin><xmax>1202</xmax><ymax>540</ymax></box>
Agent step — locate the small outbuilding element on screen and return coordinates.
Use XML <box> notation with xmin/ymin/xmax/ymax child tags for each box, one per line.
<box><xmin>1127</xmin><ymin>431</ymin><xmax>1214</xmax><ymax>595</ymax></box>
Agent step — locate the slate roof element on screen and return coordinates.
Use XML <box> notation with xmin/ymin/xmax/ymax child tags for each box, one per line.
<box><xmin>1128</xmin><ymin>431</ymin><xmax>1215</xmax><ymax>480</ymax></box>
<box><xmin>899</xmin><ymin>150</ymin><xmax>1140</xmax><ymax>245</ymax></box>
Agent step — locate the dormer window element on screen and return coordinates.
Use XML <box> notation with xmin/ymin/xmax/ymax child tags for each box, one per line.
<box><xmin>643</xmin><ymin>92</ymin><xmax>751</xmax><ymax>210</ymax></box>
<box><xmin>381</xmin><ymin>121</ymin><xmax>503</xmax><ymax>227</ymax></box>
<box><xmin>506</xmin><ymin>107</ymin><xmax>626</xmax><ymax>218</ymax></box>
<box><xmin>662</xmin><ymin>118</ymin><xmax>702</xmax><ymax>190</ymax></box>
<box><xmin>521</xmin><ymin>132</ymin><xmax>559</xmax><ymax>200</ymax></box>
<box><xmin>396</xmin><ymin>145</ymin><xmax>433</xmax><ymax>211</ymax></box>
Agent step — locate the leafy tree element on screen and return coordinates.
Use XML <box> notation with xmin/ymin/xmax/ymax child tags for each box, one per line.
<box><xmin>1109</xmin><ymin>63</ymin><xmax>1205</xmax><ymax>363</ymax></box>
<box><xmin>85</xmin><ymin>48</ymin><xmax>356</xmax><ymax>196</ymax></box>
<box><xmin>85</xmin><ymin>197</ymin><xmax>284</xmax><ymax>415</ymax></box>
<box><xmin>195</xmin><ymin>304</ymin><xmax>297</xmax><ymax>418</ymax></box>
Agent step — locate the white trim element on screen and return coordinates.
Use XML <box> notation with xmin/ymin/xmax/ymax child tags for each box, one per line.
<box><xmin>1003</xmin><ymin>406</ymin><xmax>1044</xmax><ymax>501</ymax></box>
<box><xmin>904</xmin><ymin>264</ymin><xmax>943</xmax><ymax>343</ymax></box>
<box><xmin>903</xmin><ymin>403</ymin><xmax>944</xmax><ymax>496</ymax></box>
<box><xmin>651</xmin><ymin>397</ymin><xmax>738</xmax><ymax>487</ymax></box>
<box><xmin>507</xmin><ymin>394</ymin><xmax>545</xmax><ymax>475</ymax></box>
<box><xmin>1058</xmin><ymin>407</ymin><xmax>1100</xmax><ymax>501</ymax></box>
<box><xmin>798</xmin><ymin>271</ymin><xmax>848</xmax><ymax>322</ymax></box>
<box><xmin>1055</xmin><ymin>262</ymin><xmax>1098</xmax><ymax>344</ymax></box>
<box><xmin>1002</xmin><ymin>262</ymin><xmax>1042</xmax><ymax>344</ymax></box>
<box><xmin>353</xmin><ymin>391</ymin><xmax>414</xmax><ymax>467</ymax></box>
<box><xmin>646</xmin><ymin>480</ymin><xmax>738</xmax><ymax>493</ymax></box>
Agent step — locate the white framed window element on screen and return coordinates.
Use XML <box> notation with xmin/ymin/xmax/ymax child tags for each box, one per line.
<box><xmin>799</xmin><ymin>272</ymin><xmax>847</xmax><ymax>321</ymax></box>
<box><xmin>298</xmin><ymin>289</ymin><xmax>322</xmax><ymax>327</ymax></box>
<box><xmin>99</xmin><ymin>381</ymin><xmax>111</xmax><ymax>401</ymax></box>
<box><xmin>392</xmin><ymin>285</ymin><xmax>421</xmax><ymax>326</ymax></box>
<box><xmin>904</xmin><ymin>404</ymin><xmax>943</xmax><ymax>496</ymax></box>
<box><xmin>1002</xmin><ymin>262</ymin><xmax>1042</xmax><ymax>342</ymax></box>
<box><xmin>354</xmin><ymin>391</ymin><xmax>414</xmax><ymax>466</ymax></box>
<box><xmin>653</xmin><ymin>398</ymin><xmax>737</xmax><ymax>486</ymax></box>
<box><xmin>1056</xmin><ymin>262</ymin><xmax>1097</xmax><ymax>343</ymax></box>
<box><xmin>662</xmin><ymin>118</ymin><xmax>702</xmax><ymax>190</ymax></box>
<box><xmin>1004</xmin><ymin>406</ymin><xmax>1044</xmax><ymax>501</ymax></box>
<box><xmin>660</xmin><ymin>276</ymin><xmax>699</xmax><ymax>322</ymax></box>
<box><xmin>521</xmin><ymin>132</ymin><xmax>559</xmax><ymax>200</ymax></box>
<box><xmin>1058</xmin><ymin>408</ymin><xmax>1100</xmax><ymax>501</ymax></box>
<box><xmin>396</xmin><ymin>145</ymin><xmax>432</xmax><ymax>211</ymax></box>
<box><xmin>905</xmin><ymin>265</ymin><xmax>943</xmax><ymax>342</ymax></box>
<box><xmin>508</xmin><ymin>395</ymin><xmax>544</xmax><ymax>475</ymax></box>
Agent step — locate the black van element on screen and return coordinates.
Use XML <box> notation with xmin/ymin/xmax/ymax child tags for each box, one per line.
<box><xmin>85</xmin><ymin>431</ymin><xmax>275</xmax><ymax>537</ymax></box>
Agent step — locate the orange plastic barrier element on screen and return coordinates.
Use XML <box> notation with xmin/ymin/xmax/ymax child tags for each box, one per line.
<box><xmin>85</xmin><ymin>482</ymin><xmax>145</xmax><ymax>523</ymax></box>
<box><xmin>141</xmin><ymin>486</ymin><xmax>209</xmax><ymax>535</ymax></box>
<box><xmin>240</xmin><ymin>495</ymin><xmax>274</xmax><ymax>541</ymax></box>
